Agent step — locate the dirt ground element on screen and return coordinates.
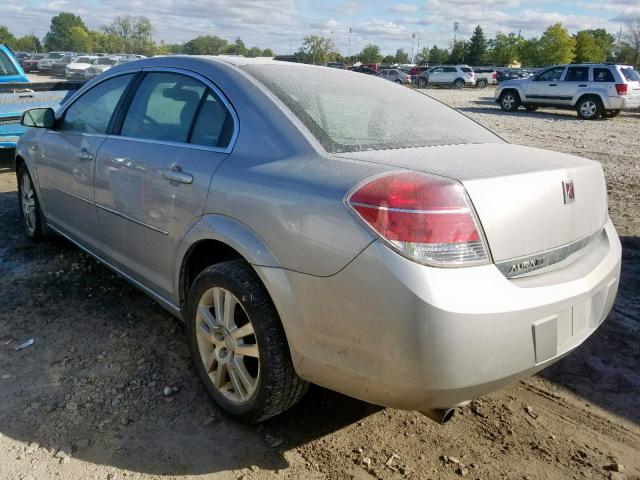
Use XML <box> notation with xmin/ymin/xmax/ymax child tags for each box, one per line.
<box><xmin>0</xmin><ymin>88</ymin><xmax>638</xmax><ymax>480</ymax></box>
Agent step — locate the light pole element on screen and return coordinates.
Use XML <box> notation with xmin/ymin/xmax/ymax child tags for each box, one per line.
<box><xmin>411</xmin><ymin>33</ymin><xmax>416</xmax><ymax>63</ymax></box>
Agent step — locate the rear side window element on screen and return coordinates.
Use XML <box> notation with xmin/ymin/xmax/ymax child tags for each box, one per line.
<box><xmin>460</xmin><ymin>67</ymin><xmax>472</xmax><ymax>73</ymax></box>
<box><xmin>242</xmin><ymin>64</ymin><xmax>501</xmax><ymax>153</ymax></box>
<box><xmin>593</xmin><ymin>68</ymin><xmax>615</xmax><ymax>82</ymax></box>
<box><xmin>564</xmin><ymin>67</ymin><xmax>589</xmax><ymax>82</ymax></box>
<box><xmin>0</xmin><ymin>50</ymin><xmax>19</xmax><ymax>76</ymax></box>
<box><xmin>121</xmin><ymin>72</ymin><xmax>206</xmax><ymax>143</ymax></box>
<box><xmin>621</xmin><ymin>67</ymin><xmax>640</xmax><ymax>82</ymax></box>
<box><xmin>60</xmin><ymin>74</ymin><xmax>133</xmax><ymax>134</ymax></box>
<box><xmin>444</xmin><ymin>67</ymin><xmax>456</xmax><ymax>72</ymax></box>
<box><xmin>190</xmin><ymin>91</ymin><xmax>233</xmax><ymax>148</ymax></box>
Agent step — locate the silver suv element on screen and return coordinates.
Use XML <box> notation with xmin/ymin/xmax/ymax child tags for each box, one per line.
<box><xmin>495</xmin><ymin>63</ymin><xmax>640</xmax><ymax>119</ymax></box>
<box><xmin>414</xmin><ymin>65</ymin><xmax>475</xmax><ymax>88</ymax></box>
<box><xmin>15</xmin><ymin>56</ymin><xmax>621</xmax><ymax>423</ymax></box>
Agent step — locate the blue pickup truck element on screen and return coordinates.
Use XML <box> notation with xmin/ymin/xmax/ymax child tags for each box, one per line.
<box><xmin>1</xmin><ymin>44</ymin><xmax>81</xmax><ymax>152</ymax></box>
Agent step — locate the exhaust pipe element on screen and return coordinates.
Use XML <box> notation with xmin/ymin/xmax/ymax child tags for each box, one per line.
<box><xmin>422</xmin><ymin>408</ymin><xmax>455</xmax><ymax>424</ymax></box>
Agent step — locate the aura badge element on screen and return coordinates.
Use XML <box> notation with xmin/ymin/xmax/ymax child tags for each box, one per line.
<box><xmin>562</xmin><ymin>180</ymin><xmax>575</xmax><ymax>204</ymax></box>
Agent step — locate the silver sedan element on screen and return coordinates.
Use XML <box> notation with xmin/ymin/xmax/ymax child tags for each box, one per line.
<box><xmin>15</xmin><ymin>56</ymin><xmax>621</xmax><ymax>423</ymax></box>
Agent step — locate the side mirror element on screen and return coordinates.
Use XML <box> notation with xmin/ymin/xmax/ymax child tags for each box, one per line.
<box><xmin>20</xmin><ymin>107</ymin><xmax>55</xmax><ymax>129</ymax></box>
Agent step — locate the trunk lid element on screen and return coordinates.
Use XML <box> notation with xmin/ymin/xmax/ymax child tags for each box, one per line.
<box><xmin>337</xmin><ymin>143</ymin><xmax>607</xmax><ymax>263</ymax></box>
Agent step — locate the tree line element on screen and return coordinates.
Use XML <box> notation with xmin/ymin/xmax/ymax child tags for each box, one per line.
<box><xmin>299</xmin><ymin>22</ymin><xmax>640</xmax><ymax>68</ymax></box>
<box><xmin>0</xmin><ymin>12</ymin><xmax>273</xmax><ymax>57</ymax></box>
<box><xmin>1</xmin><ymin>12</ymin><xmax>639</xmax><ymax>69</ymax></box>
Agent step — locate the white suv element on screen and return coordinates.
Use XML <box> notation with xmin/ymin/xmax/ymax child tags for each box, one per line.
<box><xmin>415</xmin><ymin>65</ymin><xmax>475</xmax><ymax>88</ymax></box>
<box><xmin>495</xmin><ymin>63</ymin><xmax>640</xmax><ymax>119</ymax></box>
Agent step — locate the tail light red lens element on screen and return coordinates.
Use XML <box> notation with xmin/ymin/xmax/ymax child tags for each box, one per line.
<box><xmin>493</xmin><ymin>72</ymin><xmax>497</xmax><ymax>80</ymax></box>
<box><xmin>347</xmin><ymin>172</ymin><xmax>490</xmax><ymax>266</ymax></box>
<box><xmin>615</xmin><ymin>83</ymin><xmax>628</xmax><ymax>95</ymax></box>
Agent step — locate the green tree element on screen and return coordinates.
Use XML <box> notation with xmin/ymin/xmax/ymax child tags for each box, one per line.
<box><xmin>395</xmin><ymin>48</ymin><xmax>409</xmax><ymax>64</ymax></box>
<box><xmin>15</xmin><ymin>35</ymin><xmax>42</xmax><ymax>52</ymax></box>
<box><xmin>488</xmin><ymin>32</ymin><xmax>522</xmax><ymax>66</ymax></box>
<box><xmin>182</xmin><ymin>35</ymin><xmax>228</xmax><ymax>55</ymax></box>
<box><xmin>381</xmin><ymin>54</ymin><xmax>395</xmax><ymax>64</ymax></box>
<box><xmin>225</xmin><ymin>37</ymin><xmax>247</xmax><ymax>56</ymax></box>
<box><xmin>414</xmin><ymin>46</ymin><xmax>430</xmax><ymax>65</ymax></box>
<box><xmin>89</xmin><ymin>31</ymin><xmax>125</xmax><ymax>53</ymax></box>
<box><xmin>620</xmin><ymin>18</ymin><xmax>640</xmax><ymax>67</ymax></box>
<box><xmin>359</xmin><ymin>44</ymin><xmax>382</xmax><ymax>64</ymax></box>
<box><xmin>0</xmin><ymin>25</ymin><xmax>17</xmax><ymax>49</ymax></box>
<box><xmin>261</xmin><ymin>48</ymin><xmax>274</xmax><ymax>57</ymax></box>
<box><xmin>467</xmin><ymin>25</ymin><xmax>488</xmax><ymax>65</ymax></box>
<box><xmin>518</xmin><ymin>38</ymin><xmax>542</xmax><ymax>67</ymax></box>
<box><xmin>44</xmin><ymin>12</ymin><xmax>88</xmax><ymax>51</ymax></box>
<box><xmin>246</xmin><ymin>46</ymin><xmax>262</xmax><ymax>57</ymax></box>
<box><xmin>539</xmin><ymin>23</ymin><xmax>575</xmax><ymax>65</ymax></box>
<box><xmin>103</xmin><ymin>15</ymin><xmax>155</xmax><ymax>55</ymax></box>
<box><xmin>68</xmin><ymin>26</ymin><xmax>92</xmax><ymax>52</ymax></box>
<box><xmin>573</xmin><ymin>31</ymin><xmax>602</xmax><ymax>63</ymax></box>
<box><xmin>298</xmin><ymin>35</ymin><xmax>337</xmax><ymax>64</ymax></box>
<box><xmin>587</xmin><ymin>28</ymin><xmax>616</xmax><ymax>62</ymax></box>
<box><xmin>428</xmin><ymin>45</ymin><xmax>449</xmax><ymax>64</ymax></box>
<box><xmin>448</xmin><ymin>40</ymin><xmax>468</xmax><ymax>64</ymax></box>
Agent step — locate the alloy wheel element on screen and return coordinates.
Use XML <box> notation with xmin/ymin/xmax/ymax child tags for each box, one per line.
<box><xmin>502</xmin><ymin>94</ymin><xmax>515</xmax><ymax>110</ymax></box>
<box><xmin>580</xmin><ymin>100</ymin><xmax>597</xmax><ymax>118</ymax></box>
<box><xmin>195</xmin><ymin>287</ymin><xmax>260</xmax><ymax>405</ymax></box>
<box><xmin>20</xmin><ymin>173</ymin><xmax>37</xmax><ymax>236</ymax></box>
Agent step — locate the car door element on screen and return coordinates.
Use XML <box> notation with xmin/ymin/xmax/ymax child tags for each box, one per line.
<box><xmin>523</xmin><ymin>66</ymin><xmax>566</xmax><ymax>103</ymax></box>
<box><xmin>557</xmin><ymin>66</ymin><xmax>589</xmax><ymax>106</ymax></box>
<box><xmin>94</xmin><ymin>69</ymin><xmax>237</xmax><ymax>300</ymax></box>
<box><xmin>35</xmin><ymin>73</ymin><xmax>135</xmax><ymax>247</ymax></box>
<box><xmin>429</xmin><ymin>67</ymin><xmax>444</xmax><ymax>83</ymax></box>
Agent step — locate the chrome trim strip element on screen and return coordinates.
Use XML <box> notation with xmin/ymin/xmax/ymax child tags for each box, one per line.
<box><xmin>45</xmin><ymin>223</ymin><xmax>181</xmax><ymax>317</ymax></box>
<box><xmin>349</xmin><ymin>202</ymin><xmax>470</xmax><ymax>215</ymax></box>
<box><xmin>96</xmin><ymin>203</ymin><xmax>170</xmax><ymax>235</ymax></box>
<box><xmin>495</xmin><ymin>228</ymin><xmax>603</xmax><ymax>278</ymax></box>
<box><xmin>40</xmin><ymin>182</ymin><xmax>93</xmax><ymax>205</ymax></box>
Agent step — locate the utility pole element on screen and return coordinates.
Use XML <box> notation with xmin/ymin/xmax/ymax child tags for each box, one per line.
<box><xmin>348</xmin><ymin>27</ymin><xmax>352</xmax><ymax>60</ymax></box>
<box><xmin>454</xmin><ymin>22</ymin><xmax>460</xmax><ymax>43</ymax></box>
<box><xmin>411</xmin><ymin>33</ymin><xmax>416</xmax><ymax>63</ymax></box>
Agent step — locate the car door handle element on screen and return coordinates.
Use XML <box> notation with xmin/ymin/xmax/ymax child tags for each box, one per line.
<box><xmin>578</xmin><ymin>84</ymin><xmax>588</xmax><ymax>87</ymax></box>
<box><xmin>548</xmin><ymin>83</ymin><xmax>557</xmax><ymax>86</ymax></box>
<box><xmin>77</xmin><ymin>150</ymin><xmax>93</xmax><ymax>162</ymax></box>
<box><xmin>162</xmin><ymin>166</ymin><xmax>193</xmax><ymax>185</ymax></box>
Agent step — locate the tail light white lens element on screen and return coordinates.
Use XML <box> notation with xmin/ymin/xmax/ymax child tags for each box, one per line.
<box><xmin>615</xmin><ymin>83</ymin><xmax>628</xmax><ymax>95</ymax></box>
<box><xmin>347</xmin><ymin>172</ymin><xmax>490</xmax><ymax>266</ymax></box>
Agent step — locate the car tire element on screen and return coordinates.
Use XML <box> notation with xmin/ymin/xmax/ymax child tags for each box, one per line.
<box><xmin>394</xmin><ymin>79</ymin><xmax>402</xmax><ymax>83</ymax></box>
<box><xmin>17</xmin><ymin>164</ymin><xmax>48</xmax><ymax>241</ymax></box>
<box><xmin>416</xmin><ymin>78</ymin><xmax>428</xmax><ymax>88</ymax></box>
<box><xmin>602</xmin><ymin>109</ymin><xmax>621</xmax><ymax>118</ymax></box>
<box><xmin>576</xmin><ymin>96</ymin><xmax>603</xmax><ymax>120</ymax></box>
<box><xmin>499</xmin><ymin>90</ymin><xmax>521</xmax><ymax>111</ymax></box>
<box><xmin>524</xmin><ymin>105</ymin><xmax>538</xmax><ymax>112</ymax></box>
<box><xmin>476</xmin><ymin>79</ymin><xmax>487</xmax><ymax>89</ymax></box>
<box><xmin>453</xmin><ymin>78</ymin><xmax>465</xmax><ymax>89</ymax></box>
<box><xmin>186</xmin><ymin>260</ymin><xmax>309</xmax><ymax>423</ymax></box>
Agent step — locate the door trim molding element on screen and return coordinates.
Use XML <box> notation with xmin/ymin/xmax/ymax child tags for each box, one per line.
<box><xmin>96</xmin><ymin>203</ymin><xmax>170</xmax><ymax>236</ymax></box>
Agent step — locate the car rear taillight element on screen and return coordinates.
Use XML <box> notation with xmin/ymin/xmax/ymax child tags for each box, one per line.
<box><xmin>492</xmin><ymin>72</ymin><xmax>497</xmax><ymax>80</ymax></box>
<box><xmin>615</xmin><ymin>83</ymin><xmax>628</xmax><ymax>95</ymax></box>
<box><xmin>346</xmin><ymin>172</ymin><xmax>490</xmax><ymax>266</ymax></box>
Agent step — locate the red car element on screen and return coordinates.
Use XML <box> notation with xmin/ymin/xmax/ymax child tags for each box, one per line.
<box><xmin>21</xmin><ymin>54</ymin><xmax>46</xmax><ymax>72</ymax></box>
<box><xmin>409</xmin><ymin>65</ymin><xmax>430</xmax><ymax>76</ymax></box>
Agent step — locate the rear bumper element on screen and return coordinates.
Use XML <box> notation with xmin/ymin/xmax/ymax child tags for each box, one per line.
<box><xmin>604</xmin><ymin>95</ymin><xmax>640</xmax><ymax>110</ymax></box>
<box><xmin>274</xmin><ymin>219</ymin><xmax>621</xmax><ymax>410</ymax></box>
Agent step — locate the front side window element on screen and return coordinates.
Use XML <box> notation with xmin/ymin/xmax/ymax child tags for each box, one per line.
<box><xmin>593</xmin><ymin>68</ymin><xmax>615</xmax><ymax>82</ymax></box>
<box><xmin>0</xmin><ymin>50</ymin><xmax>19</xmax><ymax>76</ymax></box>
<box><xmin>535</xmin><ymin>67</ymin><xmax>565</xmax><ymax>82</ymax></box>
<box><xmin>121</xmin><ymin>72</ymin><xmax>206</xmax><ymax>143</ymax></box>
<box><xmin>564</xmin><ymin>67</ymin><xmax>589</xmax><ymax>82</ymax></box>
<box><xmin>243</xmin><ymin>64</ymin><xmax>500</xmax><ymax>153</ymax></box>
<box><xmin>59</xmin><ymin>74</ymin><xmax>133</xmax><ymax>134</ymax></box>
<box><xmin>444</xmin><ymin>67</ymin><xmax>456</xmax><ymax>73</ymax></box>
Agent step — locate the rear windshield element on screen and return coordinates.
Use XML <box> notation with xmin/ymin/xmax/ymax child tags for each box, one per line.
<box><xmin>620</xmin><ymin>67</ymin><xmax>640</xmax><ymax>82</ymax></box>
<box><xmin>242</xmin><ymin>64</ymin><xmax>500</xmax><ymax>153</ymax></box>
<box><xmin>460</xmin><ymin>67</ymin><xmax>472</xmax><ymax>73</ymax></box>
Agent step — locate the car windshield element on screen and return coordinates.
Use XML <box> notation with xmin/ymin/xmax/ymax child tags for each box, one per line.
<box><xmin>48</xmin><ymin>53</ymin><xmax>64</xmax><ymax>59</ymax></box>
<box><xmin>242</xmin><ymin>64</ymin><xmax>500</xmax><ymax>153</ymax></box>
<box><xmin>76</xmin><ymin>57</ymin><xmax>94</xmax><ymax>64</ymax></box>
<box><xmin>0</xmin><ymin>51</ymin><xmax>19</xmax><ymax>76</ymax></box>
<box><xmin>620</xmin><ymin>67</ymin><xmax>640</xmax><ymax>82</ymax></box>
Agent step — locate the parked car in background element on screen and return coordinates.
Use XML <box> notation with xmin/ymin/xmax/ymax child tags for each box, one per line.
<box><xmin>326</xmin><ymin>62</ymin><xmax>347</xmax><ymax>69</ymax></box>
<box><xmin>52</xmin><ymin>54</ymin><xmax>77</xmax><ymax>77</ymax></box>
<box><xmin>14</xmin><ymin>52</ymin><xmax>32</xmax><ymax>67</ymax></box>
<box><xmin>409</xmin><ymin>65</ymin><xmax>430</xmax><ymax>76</ymax></box>
<box><xmin>350</xmin><ymin>65</ymin><xmax>380</xmax><ymax>76</ymax></box>
<box><xmin>0</xmin><ymin>45</ymin><xmax>29</xmax><ymax>83</ymax></box>
<box><xmin>360</xmin><ymin>63</ymin><xmax>379</xmax><ymax>71</ymax></box>
<box><xmin>472</xmin><ymin>67</ymin><xmax>497</xmax><ymax>88</ymax></box>
<box><xmin>65</xmin><ymin>56</ymin><xmax>98</xmax><ymax>80</ymax></box>
<box><xmin>84</xmin><ymin>56</ymin><xmax>123</xmax><ymax>79</ymax></box>
<box><xmin>15</xmin><ymin>56</ymin><xmax>621</xmax><ymax>424</ymax></box>
<box><xmin>37</xmin><ymin>52</ymin><xmax>72</xmax><ymax>72</ymax></box>
<box><xmin>272</xmin><ymin>54</ymin><xmax>300</xmax><ymax>63</ymax></box>
<box><xmin>415</xmin><ymin>65</ymin><xmax>474</xmax><ymax>88</ymax></box>
<box><xmin>22</xmin><ymin>53</ymin><xmax>46</xmax><ymax>72</ymax></box>
<box><xmin>380</xmin><ymin>68</ymin><xmax>412</xmax><ymax>84</ymax></box>
<box><xmin>495</xmin><ymin>63</ymin><xmax>640</xmax><ymax>119</ymax></box>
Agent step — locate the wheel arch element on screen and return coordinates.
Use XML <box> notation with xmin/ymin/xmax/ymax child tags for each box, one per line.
<box><xmin>574</xmin><ymin>92</ymin><xmax>604</xmax><ymax>108</ymax></box>
<box><xmin>499</xmin><ymin>87</ymin><xmax>521</xmax><ymax>100</ymax></box>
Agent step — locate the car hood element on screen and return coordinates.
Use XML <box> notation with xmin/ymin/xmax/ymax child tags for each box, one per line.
<box><xmin>68</xmin><ymin>63</ymin><xmax>93</xmax><ymax>69</ymax></box>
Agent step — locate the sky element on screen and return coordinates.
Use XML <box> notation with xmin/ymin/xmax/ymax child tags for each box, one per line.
<box><xmin>3</xmin><ymin>0</ymin><xmax>640</xmax><ymax>55</ymax></box>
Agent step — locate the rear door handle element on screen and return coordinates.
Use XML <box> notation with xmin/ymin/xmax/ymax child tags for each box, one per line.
<box><xmin>578</xmin><ymin>84</ymin><xmax>587</xmax><ymax>87</ymax></box>
<box><xmin>77</xmin><ymin>150</ymin><xmax>93</xmax><ymax>162</ymax></box>
<box><xmin>162</xmin><ymin>166</ymin><xmax>193</xmax><ymax>184</ymax></box>
<box><xmin>548</xmin><ymin>83</ymin><xmax>558</xmax><ymax>86</ymax></box>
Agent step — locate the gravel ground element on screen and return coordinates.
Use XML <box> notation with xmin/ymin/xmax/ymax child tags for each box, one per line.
<box><xmin>0</xmin><ymin>87</ymin><xmax>638</xmax><ymax>480</ymax></box>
